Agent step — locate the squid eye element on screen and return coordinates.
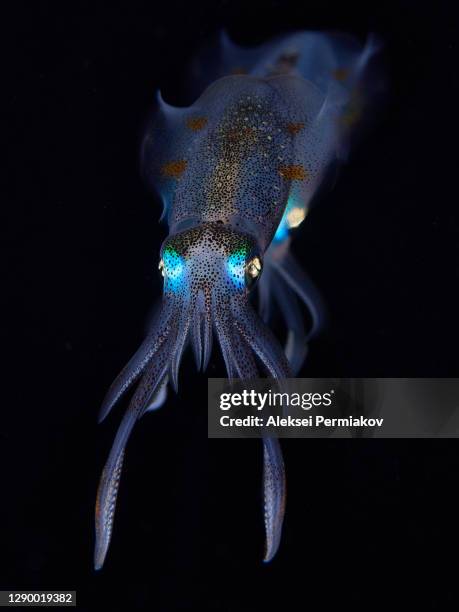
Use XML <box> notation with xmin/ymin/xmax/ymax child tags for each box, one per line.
<box><xmin>245</xmin><ymin>256</ymin><xmax>262</xmax><ymax>289</ymax></box>
<box><xmin>158</xmin><ymin>248</ymin><xmax>185</xmax><ymax>294</ymax></box>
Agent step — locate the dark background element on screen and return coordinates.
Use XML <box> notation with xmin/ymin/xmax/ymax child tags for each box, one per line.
<box><xmin>3</xmin><ymin>1</ymin><xmax>459</xmax><ymax>610</ymax></box>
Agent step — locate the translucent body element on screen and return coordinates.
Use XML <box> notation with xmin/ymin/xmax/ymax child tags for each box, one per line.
<box><xmin>143</xmin><ymin>74</ymin><xmax>338</xmax><ymax>250</ymax></box>
<box><xmin>95</xmin><ymin>30</ymin><xmax>380</xmax><ymax>570</ymax></box>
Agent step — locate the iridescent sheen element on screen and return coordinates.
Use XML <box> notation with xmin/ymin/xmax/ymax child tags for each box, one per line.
<box><xmin>94</xmin><ymin>30</ymin><xmax>381</xmax><ymax>570</ymax></box>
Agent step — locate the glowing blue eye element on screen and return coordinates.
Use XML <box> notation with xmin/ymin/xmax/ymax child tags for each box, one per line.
<box><xmin>227</xmin><ymin>248</ymin><xmax>247</xmax><ymax>288</ymax></box>
<box><xmin>160</xmin><ymin>248</ymin><xmax>184</xmax><ymax>292</ymax></box>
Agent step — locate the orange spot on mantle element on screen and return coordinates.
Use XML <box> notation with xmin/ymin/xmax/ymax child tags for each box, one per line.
<box><xmin>186</xmin><ymin>117</ymin><xmax>208</xmax><ymax>131</ymax></box>
<box><xmin>286</xmin><ymin>122</ymin><xmax>305</xmax><ymax>135</ymax></box>
<box><xmin>230</xmin><ymin>67</ymin><xmax>248</xmax><ymax>75</ymax></box>
<box><xmin>332</xmin><ymin>67</ymin><xmax>350</xmax><ymax>81</ymax></box>
<box><xmin>161</xmin><ymin>159</ymin><xmax>188</xmax><ymax>178</ymax></box>
<box><xmin>278</xmin><ymin>164</ymin><xmax>308</xmax><ymax>181</ymax></box>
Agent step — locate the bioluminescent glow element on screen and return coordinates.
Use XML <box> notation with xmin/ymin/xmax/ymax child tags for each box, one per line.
<box><xmin>95</xmin><ymin>28</ymin><xmax>380</xmax><ymax>572</ymax></box>
<box><xmin>162</xmin><ymin>247</ymin><xmax>185</xmax><ymax>292</ymax></box>
<box><xmin>227</xmin><ymin>247</ymin><xmax>248</xmax><ymax>288</ymax></box>
<box><xmin>273</xmin><ymin>196</ymin><xmax>308</xmax><ymax>243</ymax></box>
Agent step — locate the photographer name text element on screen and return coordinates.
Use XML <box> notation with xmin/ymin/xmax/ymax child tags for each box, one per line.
<box><xmin>219</xmin><ymin>414</ymin><xmax>384</xmax><ymax>428</ymax></box>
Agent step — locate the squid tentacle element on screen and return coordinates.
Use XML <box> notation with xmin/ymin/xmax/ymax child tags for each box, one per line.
<box><xmin>201</xmin><ymin>290</ymin><xmax>214</xmax><ymax>371</ymax></box>
<box><xmin>234</xmin><ymin>304</ymin><xmax>291</xmax><ymax>379</ymax></box>
<box><xmin>169</xmin><ymin>307</ymin><xmax>192</xmax><ymax>392</ymax></box>
<box><xmin>191</xmin><ymin>309</ymin><xmax>203</xmax><ymax>370</ymax></box>
<box><xmin>262</xmin><ymin>437</ymin><xmax>286</xmax><ymax>563</ymax></box>
<box><xmin>227</xmin><ymin>326</ymin><xmax>259</xmax><ymax>379</ymax></box>
<box><xmin>229</xmin><ymin>302</ymin><xmax>289</xmax><ymax>562</ymax></box>
<box><xmin>216</xmin><ymin>306</ymin><xmax>288</xmax><ymax>563</ymax></box>
<box><xmin>144</xmin><ymin>375</ymin><xmax>169</xmax><ymax>413</ymax></box>
<box><xmin>98</xmin><ymin>302</ymin><xmax>174</xmax><ymax>423</ymax></box>
<box><xmin>97</xmin><ymin>267</ymin><xmax>295</xmax><ymax>567</ymax></box>
<box><xmin>257</xmin><ymin>262</ymin><xmax>275</xmax><ymax>324</ymax></box>
<box><xmin>214</xmin><ymin>309</ymin><xmax>239</xmax><ymax>379</ymax></box>
<box><xmin>271</xmin><ymin>252</ymin><xmax>326</xmax><ymax>340</ymax></box>
<box><xmin>94</xmin><ymin>329</ymin><xmax>174</xmax><ymax>570</ymax></box>
<box><xmin>271</xmin><ymin>274</ymin><xmax>308</xmax><ymax>375</ymax></box>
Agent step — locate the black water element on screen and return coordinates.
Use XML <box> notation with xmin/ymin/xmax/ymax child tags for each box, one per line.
<box><xmin>3</xmin><ymin>1</ymin><xmax>459</xmax><ymax>610</ymax></box>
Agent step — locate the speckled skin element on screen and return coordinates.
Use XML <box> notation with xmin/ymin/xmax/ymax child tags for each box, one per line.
<box><xmin>143</xmin><ymin>75</ymin><xmax>337</xmax><ymax>250</ymax></box>
<box><xmin>94</xmin><ymin>30</ymin><xmax>380</xmax><ymax>570</ymax></box>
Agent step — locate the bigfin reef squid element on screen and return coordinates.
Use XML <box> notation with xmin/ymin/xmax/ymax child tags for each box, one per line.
<box><xmin>94</xmin><ymin>29</ymin><xmax>381</xmax><ymax>570</ymax></box>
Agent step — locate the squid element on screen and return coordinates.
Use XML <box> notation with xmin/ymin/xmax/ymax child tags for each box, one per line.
<box><xmin>94</xmin><ymin>30</ymin><xmax>380</xmax><ymax>569</ymax></box>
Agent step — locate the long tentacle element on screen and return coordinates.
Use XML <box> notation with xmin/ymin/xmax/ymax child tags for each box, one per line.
<box><xmin>94</xmin><ymin>334</ymin><xmax>173</xmax><ymax>570</ymax></box>
<box><xmin>262</xmin><ymin>437</ymin><xmax>286</xmax><ymax>562</ymax></box>
<box><xmin>98</xmin><ymin>302</ymin><xmax>173</xmax><ymax>423</ymax></box>
<box><xmin>229</xmin><ymin>301</ymin><xmax>290</xmax><ymax>562</ymax></box>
